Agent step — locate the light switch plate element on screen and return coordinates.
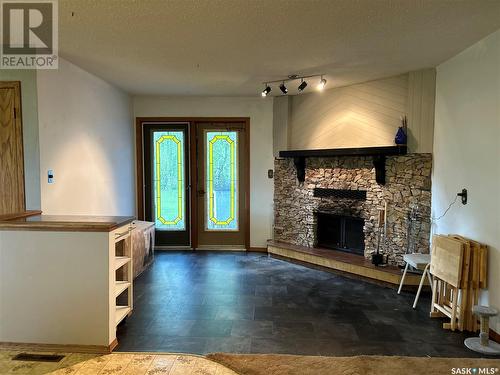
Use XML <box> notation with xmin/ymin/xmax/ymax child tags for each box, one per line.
<box><xmin>48</xmin><ymin>169</ymin><xmax>54</xmax><ymax>184</ymax></box>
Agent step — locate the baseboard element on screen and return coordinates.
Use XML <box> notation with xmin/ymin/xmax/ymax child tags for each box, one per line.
<box><xmin>0</xmin><ymin>341</ymin><xmax>115</xmax><ymax>354</ymax></box>
<box><xmin>248</xmin><ymin>247</ymin><xmax>267</xmax><ymax>253</ymax></box>
<box><xmin>490</xmin><ymin>328</ymin><xmax>500</xmax><ymax>344</ymax></box>
<box><xmin>154</xmin><ymin>246</ymin><xmax>193</xmax><ymax>251</ymax></box>
<box><xmin>195</xmin><ymin>246</ymin><xmax>246</xmax><ymax>251</ymax></box>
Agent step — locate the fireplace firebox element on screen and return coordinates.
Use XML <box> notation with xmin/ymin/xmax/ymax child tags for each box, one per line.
<box><xmin>315</xmin><ymin>212</ymin><xmax>364</xmax><ymax>255</ymax></box>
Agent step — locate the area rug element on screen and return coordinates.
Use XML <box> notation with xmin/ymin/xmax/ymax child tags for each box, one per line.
<box><xmin>206</xmin><ymin>353</ymin><xmax>500</xmax><ymax>375</ymax></box>
<box><xmin>0</xmin><ymin>351</ymin><xmax>238</xmax><ymax>375</ymax></box>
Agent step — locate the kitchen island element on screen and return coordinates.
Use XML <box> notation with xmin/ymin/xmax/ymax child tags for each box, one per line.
<box><xmin>0</xmin><ymin>212</ymin><xmax>135</xmax><ymax>353</ymax></box>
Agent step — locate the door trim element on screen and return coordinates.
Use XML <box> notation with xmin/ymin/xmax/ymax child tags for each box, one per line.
<box><xmin>135</xmin><ymin>117</ymin><xmax>250</xmax><ymax>250</ymax></box>
<box><xmin>0</xmin><ymin>81</ymin><xmax>25</xmax><ymax>214</ymax></box>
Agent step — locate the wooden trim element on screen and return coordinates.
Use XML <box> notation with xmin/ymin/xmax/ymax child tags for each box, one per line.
<box><xmin>0</xmin><ymin>210</ymin><xmax>41</xmax><ymax>221</ymax></box>
<box><xmin>490</xmin><ymin>328</ymin><xmax>500</xmax><ymax>344</ymax></box>
<box><xmin>108</xmin><ymin>338</ymin><xmax>118</xmax><ymax>352</ymax></box>
<box><xmin>244</xmin><ymin>118</ymin><xmax>250</xmax><ymax>251</ymax></box>
<box><xmin>0</xmin><ymin>341</ymin><xmax>115</xmax><ymax>354</ymax></box>
<box><xmin>135</xmin><ymin>118</ymin><xmax>144</xmax><ymax>220</ymax></box>
<box><xmin>0</xmin><ymin>81</ymin><xmax>25</xmax><ymax>215</ymax></box>
<box><xmin>248</xmin><ymin>247</ymin><xmax>267</xmax><ymax>253</ymax></box>
<box><xmin>136</xmin><ymin>117</ymin><xmax>250</xmax><ymax>123</ymax></box>
<box><xmin>268</xmin><ymin>241</ymin><xmax>429</xmax><ymax>286</ymax></box>
<box><xmin>135</xmin><ymin>117</ymin><xmax>251</xmax><ymax>251</ymax></box>
<box><xmin>271</xmin><ymin>253</ymin><xmax>423</xmax><ymax>291</ymax></box>
<box><xmin>279</xmin><ymin>145</ymin><xmax>407</xmax><ymax>158</ymax></box>
<box><xmin>0</xmin><ymin>215</ymin><xmax>135</xmax><ymax>232</ymax></box>
<box><xmin>189</xmin><ymin>121</ymin><xmax>197</xmax><ymax>249</ymax></box>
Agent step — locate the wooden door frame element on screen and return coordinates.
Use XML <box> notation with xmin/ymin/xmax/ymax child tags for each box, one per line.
<box><xmin>135</xmin><ymin>117</ymin><xmax>251</xmax><ymax>250</ymax></box>
<box><xmin>0</xmin><ymin>81</ymin><xmax>25</xmax><ymax>214</ymax></box>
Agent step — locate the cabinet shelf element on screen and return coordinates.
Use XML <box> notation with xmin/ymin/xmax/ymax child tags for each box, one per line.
<box><xmin>114</xmin><ymin>281</ymin><xmax>131</xmax><ymax>297</ymax></box>
<box><xmin>114</xmin><ymin>256</ymin><xmax>131</xmax><ymax>270</ymax></box>
<box><xmin>115</xmin><ymin>306</ymin><xmax>131</xmax><ymax>326</ymax></box>
<box><xmin>114</xmin><ymin>230</ymin><xmax>131</xmax><ymax>243</ymax></box>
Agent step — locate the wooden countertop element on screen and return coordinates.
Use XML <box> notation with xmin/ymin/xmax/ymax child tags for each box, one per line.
<box><xmin>0</xmin><ymin>212</ymin><xmax>135</xmax><ymax>232</ymax></box>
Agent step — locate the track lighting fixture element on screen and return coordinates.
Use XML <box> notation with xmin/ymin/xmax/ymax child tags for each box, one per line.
<box><xmin>317</xmin><ymin>76</ymin><xmax>327</xmax><ymax>91</ymax></box>
<box><xmin>261</xmin><ymin>85</ymin><xmax>271</xmax><ymax>97</ymax></box>
<box><xmin>298</xmin><ymin>79</ymin><xmax>307</xmax><ymax>92</ymax></box>
<box><xmin>260</xmin><ymin>73</ymin><xmax>326</xmax><ymax>97</ymax></box>
<box><xmin>279</xmin><ymin>82</ymin><xmax>288</xmax><ymax>94</ymax></box>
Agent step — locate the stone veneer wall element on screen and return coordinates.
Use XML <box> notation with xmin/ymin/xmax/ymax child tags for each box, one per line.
<box><xmin>273</xmin><ymin>154</ymin><xmax>432</xmax><ymax>265</ymax></box>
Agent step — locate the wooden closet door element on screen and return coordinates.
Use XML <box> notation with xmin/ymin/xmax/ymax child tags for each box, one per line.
<box><xmin>0</xmin><ymin>82</ymin><xmax>25</xmax><ymax>214</ymax></box>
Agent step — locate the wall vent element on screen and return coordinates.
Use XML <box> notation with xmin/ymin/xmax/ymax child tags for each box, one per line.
<box><xmin>313</xmin><ymin>188</ymin><xmax>367</xmax><ymax>200</ymax></box>
<box><xmin>12</xmin><ymin>353</ymin><xmax>65</xmax><ymax>362</ymax></box>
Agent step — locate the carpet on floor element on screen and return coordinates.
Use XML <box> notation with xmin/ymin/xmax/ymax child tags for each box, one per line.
<box><xmin>206</xmin><ymin>353</ymin><xmax>500</xmax><ymax>375</ymax></box>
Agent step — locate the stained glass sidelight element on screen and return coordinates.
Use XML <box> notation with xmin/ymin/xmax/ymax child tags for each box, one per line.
<box><xmin>153</xmin><ymin>131</ymin><xmax>185</xmax><ymax>231</ymax></box>
<box><xmin>206</xmin><ymin>131</ymin><xmax>238</xmax><ymax>231</ymax></box>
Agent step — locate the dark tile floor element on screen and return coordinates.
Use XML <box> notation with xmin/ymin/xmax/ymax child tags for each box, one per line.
<box><xmin>116</xmin><ymin>251</ymin><xmax>484</xmax><ymax>357</ymax></box>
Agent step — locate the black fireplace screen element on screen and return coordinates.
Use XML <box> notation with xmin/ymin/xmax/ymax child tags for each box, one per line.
<box><xmin>316</xmin><ymin>212</ymin><xmax>364</xmax><ymax>255</ymax></box>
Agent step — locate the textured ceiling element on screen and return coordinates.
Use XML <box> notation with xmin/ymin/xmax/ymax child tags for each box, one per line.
<box><xmin>59</xmin><ymin>0</ymin><xmax>500</xmax><ymax>96</ymax></box>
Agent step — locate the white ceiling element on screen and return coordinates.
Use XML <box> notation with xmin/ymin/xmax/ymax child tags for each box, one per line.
<box><xmin>59</xmin><ymin>0</ymin><xmax>500</xmax><ymax>96</ymax></box>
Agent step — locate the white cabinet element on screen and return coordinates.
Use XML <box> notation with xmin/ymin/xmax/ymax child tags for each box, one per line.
<box><xmin>0</xmin><ymin>215</ymin><xmax>135</xmax><ymax>353</ymax></box>
<box><xmin>110</xmin><ymin>223</ymin><xmax>134</xmax><ymax>332</ymax></box>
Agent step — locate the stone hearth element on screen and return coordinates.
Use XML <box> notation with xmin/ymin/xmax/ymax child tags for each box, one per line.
<box><xmin>273</xmin><ymin>154</ymin><xmax>432</xmax><ymax>265</ymax></box>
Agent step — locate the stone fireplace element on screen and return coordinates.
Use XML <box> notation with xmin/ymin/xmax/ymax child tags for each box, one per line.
<box><xmin>273</xmin><ymin>154</ymin><xmax>432</xmax><ymax>265</ymax></box>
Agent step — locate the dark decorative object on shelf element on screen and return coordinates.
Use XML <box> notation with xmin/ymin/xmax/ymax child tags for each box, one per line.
<box><xmin>395</xmin><ymin>115</ymin><xmax>408</xmax><ymax>145</ymax></box>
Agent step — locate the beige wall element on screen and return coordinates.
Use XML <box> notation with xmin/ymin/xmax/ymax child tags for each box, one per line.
<box><xmin>37</xmin><ymin>58</ymin><xmax>135</xmax><ymax>216</ymax></box>
<box><xmin>407</xmin><ymin>69</ymin><xmax>436</xmax><ymax>153</ymax></box>
<box><xmin>133</xmin><ymin>96</ymin><xmax>274</xmax><ymax>248</ymax></box>
<box><xmin>275</xmin><ymin>69</ymin><xmax>436</xmax><ymax>153</ymax></box>
<box><xmin>273</xmin><ymin>96</ymin><xmax>290</xmax><ymax>157</ymax></box>
<box><xmin>289</xmin><ymin>74</ymin><xmax>409</xmax><ymax>150</ymax></box>
<box><xmin>432</xmin><ymin>29</ymin><xmax>500</xmax><ymax>333</ymax></box>
<box><xmin>0</xmin><ymin>70</ymin><xmax>40</xmax><ymax>210</ymax></box>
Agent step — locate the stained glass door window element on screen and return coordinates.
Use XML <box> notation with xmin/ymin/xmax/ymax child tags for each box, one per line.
<box><xmin>205</xmin><ymin>131</ymin><xmax>238</xmax><ymax>231</ymax></box>
<box><xmin>153</xmin><ymin>130</ymin><xmax>186</xmax><ymax>231</ymax></box>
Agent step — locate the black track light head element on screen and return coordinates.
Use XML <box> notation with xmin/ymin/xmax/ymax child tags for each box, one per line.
<box><xmin>279</xmin><ymin>82</ymin><xmax>288</xmax><ymax>95</ymax></box>
<box><xmin>261</xmin><ymin>85</ymin><xmax>271</xmax><ymax>97</ymax></box>
<box><xmin>298</xmin><ymin>80</ymin><xmax>307</xmax><ymax>92</ymax></box>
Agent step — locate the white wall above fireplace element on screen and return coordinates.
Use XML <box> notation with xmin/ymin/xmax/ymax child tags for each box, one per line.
<box><xmin>273</xmin><ymin>69</ymin><xmax>436</xmax><ymax>155</ymax></box>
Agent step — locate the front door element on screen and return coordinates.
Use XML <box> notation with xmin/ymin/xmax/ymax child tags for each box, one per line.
<box><xmin>141</xmin><ymin>119</ymin><xmax>248</xmax><ymax>249</ymax></box>
<box><xmin>143</xmin><ymin>123</ymin><xmax>190</xmax><ymax>247</ymax></box>
<box><xmin>195</xmin><ymin>123</ymin><xmax>247</xmax><ymax>249</ymax></box>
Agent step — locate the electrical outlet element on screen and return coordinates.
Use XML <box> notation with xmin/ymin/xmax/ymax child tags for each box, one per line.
<box><xmin>48</xmin><ymin>170</ymin><xmax>54</xmax><ymax>184</ymax></box>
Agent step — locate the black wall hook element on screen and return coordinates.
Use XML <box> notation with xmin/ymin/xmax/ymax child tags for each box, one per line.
<box><xmin>457</xmin><ymin>188</ymin><xmax>467</xmax><ymax>205</ymax></box>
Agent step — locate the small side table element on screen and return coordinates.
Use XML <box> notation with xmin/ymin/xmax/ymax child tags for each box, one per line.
<box><xmin>397</xmin><ymin>253</ymin><xmax>432</xmax><ymax>309</ymax></box>
<box><xmin>464</xmin><ymin>306</ymin><xmax>500</xmax><ymax>355</ymax></box>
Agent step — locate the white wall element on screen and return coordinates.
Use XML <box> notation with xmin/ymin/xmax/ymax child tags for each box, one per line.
<box><xmin>407</xmin><ymin>69</ymin><xmax>436</xmax><ymax>153</ymax></box>
<box><xmin>0</xmin><ymin>70</ymin><xmax>41</xmax><ymax>210</ymax></box>
<box><xmin>37</xmin><ymin>58</ymin><xmax>135</xmax><ymax>216</ymax></box>
<box><xmin>273</xmin><ymin>96</ymin><xmax>290</xmax><ymax>157</ymax></box>
<box><xmin>288</xmin><ymin>74</ymin><xmax>409</xmax><ymax>150</ymax></box>
<box><xmin>432</xmin><ymin>29</ymin><xmax>500</xmax><ymax>333</ymax></box>
<box><xmin>278</xmin><ymin>69</ymin><xmax>436</xmax><ymax>153</ymax></box>
<box><xmin>133</xmin><ymin>96</ymin><xmax>274</xmax><ymax>248</ymax></box>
